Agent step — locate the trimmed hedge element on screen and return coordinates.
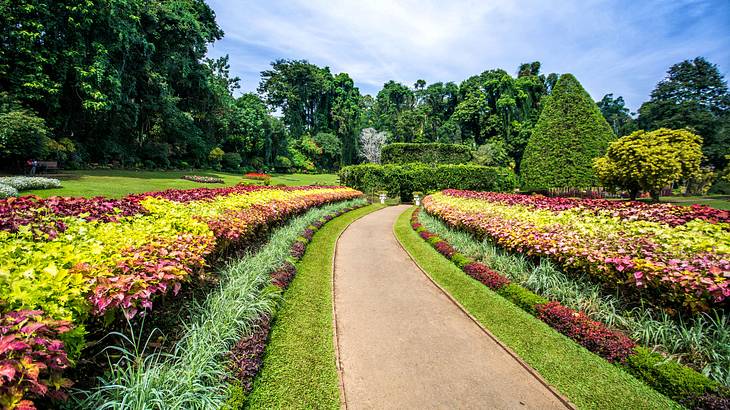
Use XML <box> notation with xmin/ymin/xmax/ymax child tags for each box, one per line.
<box><xmin>339</xmin><ymin>163</ymin><xmax>517</xmax><ymax>201</ymax></box>
<box><xmin>625</xmin><ymin>347</ymin><xmax>720</xmax><ymax>404</ymax></box>
<box><xmin>381</xmin><ymin>143</ymin><xmax>473</xmax><ymax>165</ymax></box>
<box><xmin>521</xmin><ymin>73</ymin><xmax>615</xmax><ymax>190</ymax></box>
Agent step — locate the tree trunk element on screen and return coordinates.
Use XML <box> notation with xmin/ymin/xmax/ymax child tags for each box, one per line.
<box><xmin>649</xmin><ymin>189</ymin><xmax>661</xmax><ymax>203</ymax></box>
<box><xmin>629</xmin><ymin>188</ymin><xmax>639</xmax><ymax>201</ymax></box>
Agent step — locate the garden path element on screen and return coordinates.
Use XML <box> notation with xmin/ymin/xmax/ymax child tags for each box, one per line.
<box><xmin>333</xmin><ymin>205</ymin><xmax>570</xmax><ymax>409</ymax></box>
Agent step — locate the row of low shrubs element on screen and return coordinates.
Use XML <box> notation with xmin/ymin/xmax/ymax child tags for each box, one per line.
<box><xmin>0</xmin><ymin>176</ymin><xmax>61</xmax><ymax>198</ymax></box>
<box><xmin>410</xmin><ymin>209</ymin><xmax>729</xmax><ymax>409</ymax></box>
<box><xmin>339</xmin><ymin>163</ymin><xmax>517</xmax><ymax>201</ymax></box>
<box><xmin>381</xmin><ymin>143</ymin><xmax>473</xmax><ymax>165</ymax></box>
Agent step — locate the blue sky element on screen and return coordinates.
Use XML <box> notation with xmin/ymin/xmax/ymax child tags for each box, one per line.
<box><xmin>206</xmin><ymin>0</ymin><xmax>730</xmax><ymax>111</ymax></box>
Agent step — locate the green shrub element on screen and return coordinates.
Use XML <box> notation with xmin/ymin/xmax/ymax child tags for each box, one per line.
<box><xmin>451</xmin><ymin>253</ymin><xmax>472</xmax><ymax>269</ymax></box>
<box><xmin>381</xmin><ymin>143</ymin><xmax>473</xmax><ymax>164</ymax></box>
<box><xmin>0</xmin><ymin>109</ymin><xmax>50</xmax><ymax>162</ymax></box>
<box><xmin>339</xmin><ymin>163</ymin><xmax>517</xmax><ymax>201</ymax></box>
<box><xmin>222</xmin><ymin>152</ymin><xmax>242</xmax><ymax>170</ymax></box>
<box><xmin>496</xmin><ymin>284</ymin><xmax>548</xmax><ymax>316</ymax></box>
<box><xmin>625</xmin><ymin>347</ymin><xmax>719</xmax><ymax>403</ymax></box>
<box><xmin>521</xmin><ymin>74</ymin><xmax>615</xmax><ymax>190</ymax></box>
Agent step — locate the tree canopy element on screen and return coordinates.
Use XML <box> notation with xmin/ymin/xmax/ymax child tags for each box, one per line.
<box><xmin>638</xmin><ymin>57</ymin><xmax>730</xmax><ymax>168</ymax></box>
<box><xmin>594</xmin><ymin>128</ymin><xmax>703</xmax><ymax>201</ymax></box>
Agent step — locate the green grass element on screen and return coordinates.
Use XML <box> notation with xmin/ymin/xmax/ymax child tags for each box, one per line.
<box><xmin>660</xmin><ymin>195</ymin><xmax>730</xmax><ymax>210</ymax></box>
<box><xmin>393</xmin><ymin>207</ymin><xmax>682</xmax><ymax>410</ymax></box>
<box><xmin>245</xmin><ymin>203</ymin><xmax>385</xmax><ymax>408</ymax></box>
<box><xmin>605</xmin><ymin>195</ymin><xmax>730</xmax><ymax>210</ymax></box>
<box><xmin>19</xmin><ymin>170</ymin><xmax>339</xmax><ymax>198</ymax></box>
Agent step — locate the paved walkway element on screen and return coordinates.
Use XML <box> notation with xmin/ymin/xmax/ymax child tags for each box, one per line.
<box><xmin>333</xmin><ymin>205</ymin><xmax>570</xmax><ymax>409</ymax></box>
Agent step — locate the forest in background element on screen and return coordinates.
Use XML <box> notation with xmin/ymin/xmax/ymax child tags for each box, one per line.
<box><xmin>1</xmin><ymin>0</ymin><xmax>728</xmax><ymax>175</ymax></box>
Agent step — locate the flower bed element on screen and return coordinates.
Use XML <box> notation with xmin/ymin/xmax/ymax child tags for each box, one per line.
<box><xmin>409</xmin><ymin>208</ymin><xmax>726</xmax><ymax>407</ymax></box>
<box><xmin>243</xmin><ymin>172</ymin><xmax>271</xmax><ymax>181</ymax></box>
<box><xmin>0</xmin><ymin>185</ymin><xmax>361</xmax><ymax>408</ymax></box>
<box><xmin>423</xmin><ymin>190</ymin><xmax>730</xmax><ymax>312</ymax></box>
<box><xmin>0</xmin><ymin>177</ymin><xmax>62</xmax><ymax>191</ymax></box>
<box><xmin>181</xmin><ymin>175</ymin><xmax>225</xmax><ymax>184</ymax></box>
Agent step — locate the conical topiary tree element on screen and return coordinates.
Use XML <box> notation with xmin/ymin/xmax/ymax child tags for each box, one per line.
<box><xmin>521</xmin><ymin>73</ymin><xmax>615</xmax><ymax>190</ymax></box>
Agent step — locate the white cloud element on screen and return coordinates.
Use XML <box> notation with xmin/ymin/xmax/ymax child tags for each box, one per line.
<box><xmin>206</xmin><ymin>0</ymin><xmax>730</xmax><ymax>110</ymax></box>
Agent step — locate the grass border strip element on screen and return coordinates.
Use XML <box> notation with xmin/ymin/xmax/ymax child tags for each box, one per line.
<box><xmin>244</xmin><ymin>203</ymin><xmax>385</xmax><ymax>408</ymax></box>
<box><xmin>392</xmin><ymin>206</ymin><xmax>575</xmax><ymax>410</ymax></box>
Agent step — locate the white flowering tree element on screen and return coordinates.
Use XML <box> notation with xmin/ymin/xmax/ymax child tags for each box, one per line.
<box><xmin>359</xmin><ymin>128</ymin><xmax>387</xmax><ymax>164</ymax></box>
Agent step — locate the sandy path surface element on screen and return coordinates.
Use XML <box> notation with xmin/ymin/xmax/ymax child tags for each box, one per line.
<box><xmin>333</xmin><ymin>205</ymin><xmax>570</xmax><ymax>410</ymax></box>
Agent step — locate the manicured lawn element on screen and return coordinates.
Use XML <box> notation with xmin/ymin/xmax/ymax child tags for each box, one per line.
<box><xmin>660</xmin><ymin>195</ymin><xmax>730</xmax><ymax>210</ymax></box>
<box><xmin>605</xmin><ymin>195</ymin><xmax>730</xmax><ymax>210</ymax></box>
<box><xmin>19</xmin><ymin>170</ymin><xmax>339</xmax><ymax>198</ymax></box>
<box><xmin>393</xmin><ymin>207</ymin><xmax>680</xmax><ymax>410</ymax></box>
<box><xmin>245</xmin><ymin>203</ymin><xmax>385</xmax><ymax>408</ymax></box>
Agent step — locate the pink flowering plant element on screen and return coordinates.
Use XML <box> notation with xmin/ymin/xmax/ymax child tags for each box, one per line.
<box><xmin>423</xmin><ymin>190</ymin><xmax>730</xmax><ymax>312</ymax></box>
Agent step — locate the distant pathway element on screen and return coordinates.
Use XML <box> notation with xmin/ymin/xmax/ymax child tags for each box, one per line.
<box><xmin>333</xmin><ymin>205</ymin><xmax>570</xmax><ymax>409</ymax></box>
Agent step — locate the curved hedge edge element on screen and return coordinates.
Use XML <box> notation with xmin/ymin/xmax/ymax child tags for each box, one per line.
<box><xmin>241</xmin><ymin>203</ymin><xmax>385</xmax><ymax>409</ymax></box>
<box><xmin>411</xmin><ymin>207</ymin><xmax>728</xmax><ymax>409</ymax></box>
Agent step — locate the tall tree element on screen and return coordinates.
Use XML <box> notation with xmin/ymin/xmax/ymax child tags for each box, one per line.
<box><xmin>331</xmin><ymin>73</ymin><xmax>363</xmax><ymax>165</ymax></box>
<box><xmin>597</xmin><ymin>94</ymin><xmax>637</xmax><ymax>137</ymax></box>
<box><xmin>372</xmin><ymin>81</ymin><xmax>414</xmax><ymax>135</ymax></box>
<box><xmin>258</xmin><ymin>59</ymin><xmax>334</xmax><ymax>138</ymax></box>
<box><xmin>521</xmin><ymin>73</ymin><xmax>615</xmax><ymax>189</ymax></box>
<box><xmin>638</xmin><ymin>57</ymin><xmax>730</xmax><ymax>167</ymax></box>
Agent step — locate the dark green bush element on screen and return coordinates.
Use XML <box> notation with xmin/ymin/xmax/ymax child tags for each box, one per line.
<box><xmin>0</xmin><ymin>109</ymin><xmax>50</xmax><ymax>163</ymax></box>
<box><xmin>625</xmin><ymin>347</ymin><xmax>720</xmax><ymax>403</ymax></box>
<box><xmin>222</xmin><ymin>152</ymin><xmax>242</xmax><ymax>170</ymax></box>
<box><xmin>339</xmin><ymin>163</ymin><xmax>517</xmax><ymax>201</ymax></box>
<box><xmin>496</xmin><ymin>284</ymin><xmax>549</xmax><ymax>316</ymax></box>
<box><xmin>381</xmin><ymin>143</ymin><xmax>472</xmax><ymax>165</ymax></box>
<box><xmin>451</xmin><ymin>253</ymin><xmax>472</xmax><ymax>269</ymax></box>
<box><xmin>521</xmin><ymin>73</ymin><xmax>615</xmax><ymax>190</ymax></box>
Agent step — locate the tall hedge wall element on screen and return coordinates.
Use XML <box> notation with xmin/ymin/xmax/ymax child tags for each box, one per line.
<box><xmin>520</xmin><ymin>73</ymin><xmax>615</xmax><ymax>190</ymax></box>
<box><xmin>339</xmin><ymin>163</ymin><xmax>517</xmax><ymax>201</ymax></box>
<box><xmin>381</xmin><ymin>143</ymin><xmax>473</xmax><ymax>164</ymax></box>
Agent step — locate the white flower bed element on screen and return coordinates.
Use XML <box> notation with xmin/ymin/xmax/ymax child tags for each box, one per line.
<box><xmin>0</xmin><ymin>176</ymin><xmax>62</xmax><ymax>191</ymax></box>
<box><xmin>0</xmin><ymin>183</ymin><xmax>19</xmax><ymax>199</ymax></box>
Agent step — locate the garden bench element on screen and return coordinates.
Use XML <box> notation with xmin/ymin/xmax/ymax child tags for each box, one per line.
<box><xmin>37</xmin><ymin>161</ymin><xmax>59</xmax><ymax>173</ymax></box>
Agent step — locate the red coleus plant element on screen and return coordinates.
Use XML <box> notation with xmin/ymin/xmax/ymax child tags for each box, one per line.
<box><xmin>0</xmin><ymin>310</ymin><xmax>73</xmax><ymax>410</ymax></box>
<box><xmin>441</xmin><ymin>189</ymin><xmax>730</xmax><ymax>226</ymax></box>
<box><xmin>87</xmin><ymin>233</ymin><xmax>214</xmax><ymax>318</ymax></box>
<box><xmin>536</xmin><ymin>301</ymin><xmax>636</xmax><ymax>363</ymax></box>
<box><xmin>270</xmin><ymin>262</ymin><xmax>297</xmax><ymax>289</ymax></box>
<box><xmin>228</xmin><ymin>315</ymin><xmax>271</xmax><ymax>393</ymax></box>
<box><xmin>463</xmin><ymin>262</ymin><xmax>511</xmax><ymax>290</ymax></box>
<box><xmin>243</xmin><ymin>172</ymin><xmax>271</xmax><ymax>181</ymax></box>
<box><xmin>433</xmin><ymin>241</ymin><xmax>457</xmax><ymax>259</ymax></box>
